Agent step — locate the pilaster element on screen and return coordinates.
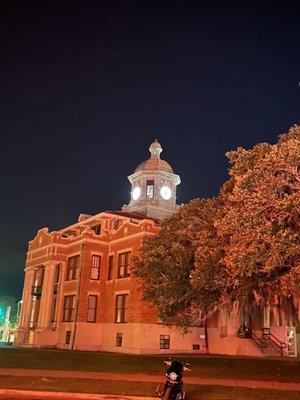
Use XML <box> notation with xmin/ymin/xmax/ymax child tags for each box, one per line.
<box><xmin>19</xmin><ymin>268</ymin><xmax>36</xmax><ymax>329</ymax></box>
<box><xmin>37</xmin><ymin>262</ymin><xmax>57</xmax><ymax>329</ymax></box>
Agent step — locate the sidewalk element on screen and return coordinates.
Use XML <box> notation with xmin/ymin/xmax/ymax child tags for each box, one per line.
<box><xmin>0</xmin><ymin>390</ymin><xmax>155</xmax><ymax>400</ymax></box>
<box><xmin>0</xmin><ymin>368</ymin><xmax>300</xmax><ymax>392</ymax></box>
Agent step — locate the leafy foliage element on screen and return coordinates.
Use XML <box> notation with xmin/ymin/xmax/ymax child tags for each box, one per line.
<box><xmin>133</xmin><ymin>125</ymin><xmax>300</xmax><ymax>329</ymax></box>
<box><xmin>219</xmin><ymin>125</ymin><xmax>300</xmax><ymax>305</ymax></box>
<box><xmin>133</xmin><ymin>198</ymin><xmax>224</xmax><ymax>330</ymax></box>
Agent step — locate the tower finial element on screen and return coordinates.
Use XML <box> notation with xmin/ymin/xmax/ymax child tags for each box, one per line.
<box><xmin>149</xmin><ymin>139</ymin><xmax>162</xmax><ymax>158</ymax></box>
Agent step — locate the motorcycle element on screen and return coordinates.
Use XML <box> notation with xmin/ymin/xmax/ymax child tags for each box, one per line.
<box><xmin>156</xmin><ymin>358</ymin><xmax>191</xmax><ymax>400</ymax></box>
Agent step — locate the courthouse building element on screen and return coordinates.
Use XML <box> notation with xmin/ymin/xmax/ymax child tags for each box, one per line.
<box><xmin>15</xmin><ymin>141</ymin><xmax>298</xmax><ymax>356</ymax></box>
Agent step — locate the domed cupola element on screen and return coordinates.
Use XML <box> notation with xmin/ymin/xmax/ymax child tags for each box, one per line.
<box><xmin>135</xmin><ymin>140</ymin><xmax>174</xmax><ymax>173</ymax></box>
<box><xmin>122</xmin><ymin>140</ymin><xmax>181</xmax><ymax>220</ymax></box>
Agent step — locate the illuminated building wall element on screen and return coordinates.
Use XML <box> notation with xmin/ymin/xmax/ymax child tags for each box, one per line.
<box><xmin>15</xmin><ymin>141</ymin><xmax>297</xmax><ymax>356</ymax></box>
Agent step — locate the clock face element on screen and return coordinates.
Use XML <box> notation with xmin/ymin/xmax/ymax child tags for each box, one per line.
<box><xmin>132</xmin><ymin>186</ymin><xmax>141</xmax><ymax>201</ymax></box>
<box><xmin>160</xmin><ymin>185</ymin><xmax>171</xmax><ymax>200</ymax></box>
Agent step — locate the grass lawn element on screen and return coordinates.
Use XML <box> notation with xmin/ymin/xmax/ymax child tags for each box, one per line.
<box><xmin>0</xmin><ymin>376</ymin><xmax>299</xmax><ymax>400</ymax></box>
<box><xmin>0</xmin><ymin>348</ymin><xmax>300</xmax><ymax>383</ymax></box>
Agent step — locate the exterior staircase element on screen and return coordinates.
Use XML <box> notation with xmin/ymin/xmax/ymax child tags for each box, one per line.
<box><xmin>249</xmin><ymin>328</ymin><xmax>287</xmax><ymax>357</ymax></box>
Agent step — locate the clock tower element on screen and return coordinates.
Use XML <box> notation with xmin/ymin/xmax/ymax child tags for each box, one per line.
<box><xmin>122</xmin><ymin>140</ymin><xmax>181</xmax><ymax>220</ymax></box>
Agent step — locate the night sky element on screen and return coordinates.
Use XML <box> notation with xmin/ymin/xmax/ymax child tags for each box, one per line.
<box><xmin>1</xmin><ymin>1</ymin><xmax>299</xmax><ymax>298</ymax></box>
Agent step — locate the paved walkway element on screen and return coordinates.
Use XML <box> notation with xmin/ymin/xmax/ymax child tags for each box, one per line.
<box><xmin>0</xmin><ymin>368</ymin><xmax>300</xmax><ymax>392</ymax></box>
<box><xmin>0</xmin><ymin>390</ymin><xmax>154</xmax><ymax>400</ymax></box>
<box><xmin>0</xmin><ymin>390</ymin><xmax>154</xmax><ymax>399</ymax></box>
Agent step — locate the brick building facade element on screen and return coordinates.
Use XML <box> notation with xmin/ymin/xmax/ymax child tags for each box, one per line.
<box><xmin>15</xmin><ymin>141</ymin><xmax>298</xmax><ymax>356</ymax></box>
<box><xmin>15</xmin><ymin>141</ymin><xmax>205</xmax><ymax>353</ymax></box>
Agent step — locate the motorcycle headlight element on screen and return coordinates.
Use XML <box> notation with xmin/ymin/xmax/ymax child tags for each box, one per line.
<box><xmin>169</xmin><ymin>372</ymin><xmax>177</xmax><ymax>381</ymax></box>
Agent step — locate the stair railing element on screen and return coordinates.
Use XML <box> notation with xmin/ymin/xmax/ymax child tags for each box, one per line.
<box><xmin>262</xmin><ymin>328</ymin><xmax>287</xmax><ymax>356</ymax></box>
<box><xmin>249</xmin><ymin>330</ymin><xmax>267</xmax><ymax>352</ymax></box>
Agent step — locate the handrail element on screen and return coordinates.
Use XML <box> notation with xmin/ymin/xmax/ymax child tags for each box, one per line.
<box><xmin>250</xmin><ymin>331</ymin><xmax>267</xmax><ymax>351</ymax></box>
<box><xmin>262</xmin><ymin>328</ymin><xmax>286</xmax><ymax>356</ymax></box>
<box><xmin>269</xmin><ymin>333</ymin><xmax>287</xmax><ymax>348</ymax></box>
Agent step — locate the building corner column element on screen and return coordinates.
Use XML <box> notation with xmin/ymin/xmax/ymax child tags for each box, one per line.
<box><xmin>15</xmin><ymin>268</ymin><xmax>36</xmax><ymax>345</ymax></box>
<box><xmin>37</xmin><ymin>262</ymin><xmax>57</xmax><ymax>331</ymax></box>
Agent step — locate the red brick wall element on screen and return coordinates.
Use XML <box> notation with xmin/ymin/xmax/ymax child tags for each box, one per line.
<box><xmin>24</xmin><ymin>214</ymin><xmax>160</xmax><ymax>331</ymax></box>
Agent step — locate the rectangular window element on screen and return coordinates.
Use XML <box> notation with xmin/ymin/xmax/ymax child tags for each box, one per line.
<box><xmin>117</xmin><ymin>252</ymin><xmax>131</xmax><ymax>278</ymax></box>
<box><xmin>50</xmin><ymin>295</ymin><xmax>57</xmax><ymax>323</ymax></box>
<box><xmin>65</xmin><ymin>330</ymin><xmax>71</xmax><ymax>344</ymax></box>
<box><xmin>62</xmin><ymin>295</ymin><xmax>76</xmax><ymax>322</ymax></box>
<box><xmin>146</xmin><ymin>180</ymin><xmax>154</xmax><ymax>198</ymax></box>
<box><xmin>111</xmin><ymin>219</ymin><xmax>121</xmax><ymax>230</ymax></box>
<box><xmin>116</xmin><ymin>333</ymin><xmax>123</xmax><ymax>347</ymax></box>
<box><xmin>160</xmin><ymin>335</ymin><xmax>170</xmax><ymax>349</ymax></box>
<box><xmin>193</xmin><ymin>344</ymin><xmax>200</xmax><ymax>350</ymax></box>
<box><xmin>107</xmin><ymin>255</ymin><xmax>114</xmax><ymax>280</ymax></box>
<box><xmin>87</xmin><ymin>295</ymin><xmax>98</xmax><ymax>323</ymax></box>
<box><xmin>54</xmin><ymin>265</ymin><xmax>60</xmax><ymax>284</ymax></box>
<box><xmin>66</xmin><ymin>255</ymin><xmax>79</xmax><ymax>281</ymax></box>
<box><xmin>35</xmin><ymin>268</ymin><xmax>44</xmax><ymax>287</ymax></box>
<box><xmin>92</xmin><ymin>224</ymin><xmax>101</xmax><ymax>235</ymax></box>
<box><xmin>53</xmin><ymin>266</ymin><xmax>60</xmax><ymax>294</ymax></box>
<box><xmin>90</xmin><ymin>255</ymin><xmax>101</xmax><ymax>280</ymax></box>
<box><xmin>115</xmin><ymin>294</ymin><xmax>129</xmax><ymax>323</ymax></box>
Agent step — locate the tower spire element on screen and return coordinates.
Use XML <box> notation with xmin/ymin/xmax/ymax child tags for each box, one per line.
<box><xmin>149</xmin><ymin>139</ymin><xmax>162</xmax><ymax>158</ymax></box>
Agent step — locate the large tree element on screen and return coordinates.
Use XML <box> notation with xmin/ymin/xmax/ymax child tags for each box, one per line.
<box><xmin>133</xmin><ymin>125</ymin><xmax>300</xmax><ymax>329</ymax></box>
<box><xmin>134</xmin><ymin>197</ymin><xmax>224</xmax><ymax>331</ymax></box>
<box><xmin>217</xmin><ymin>125</ymin><xmax>300</xmax><ymax>312</ymax></box>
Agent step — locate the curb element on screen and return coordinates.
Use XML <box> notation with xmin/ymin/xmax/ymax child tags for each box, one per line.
<box><xmin>0</xmin><ymin>369</ymin><xmax>300</xmax><ymax>393</ymax></box>
<box><xmin>0</xmin><ymin>390</ymin><xmax>156</xmax><ymax>400</ymax></box>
